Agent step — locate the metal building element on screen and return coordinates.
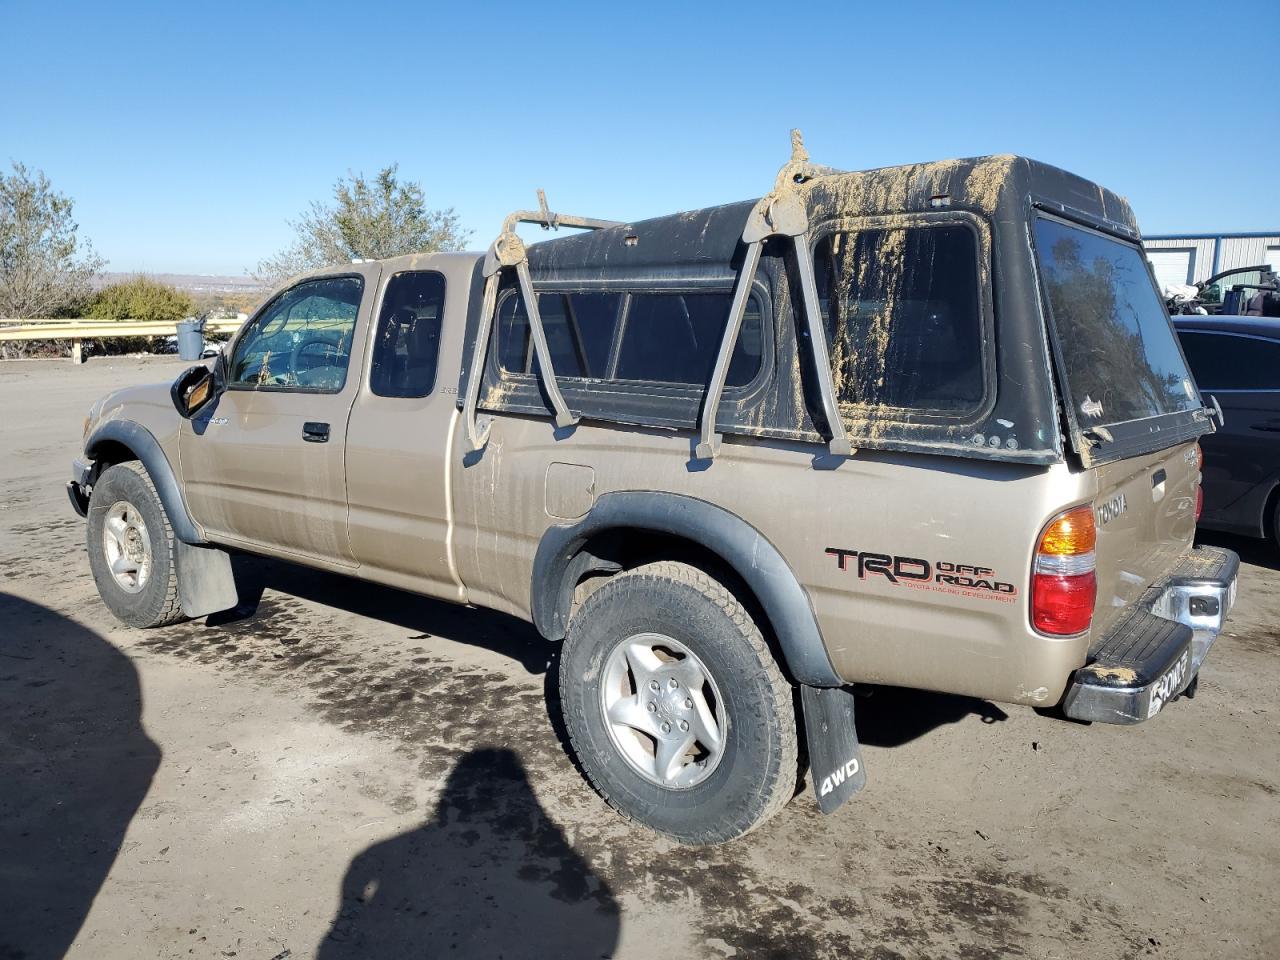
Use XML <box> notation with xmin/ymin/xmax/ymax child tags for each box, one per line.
<box><xmin>1145</xmin><ymin>232</ymin><xmax>1280</xmax><ymax>291</ymax></box>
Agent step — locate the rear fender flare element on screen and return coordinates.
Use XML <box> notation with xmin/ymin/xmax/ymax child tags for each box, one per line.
<box><xmin>531</xmin><ymin>491</ymin><xmax>842</xmax><ymax>687</ymax></box>
<box><xmin>86</xmin><ymin>420</ymin><xmax>203</xmax><ymax>545</ymax></box>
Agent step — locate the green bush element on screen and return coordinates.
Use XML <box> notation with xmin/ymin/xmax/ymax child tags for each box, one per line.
<box><xmin>84</xmin><ymin>276</ymin><xmax>194</xmax><ymax>322</ymax></box>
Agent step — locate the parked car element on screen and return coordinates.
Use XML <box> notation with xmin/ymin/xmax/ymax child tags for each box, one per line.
<box><xmin>1167</xmin><ymin>264</ymin><xmax>1279</xmax><ymax>316</ymax></box>
<box><xmin>67</xmin><ymin>145</ymin><xmax>1237</xmax><ymax>844</ymax></box>
<box><xmin>1174</xmin><ymin>316</ymin><xmax>1280</xmax><ymax>545</ymax></box>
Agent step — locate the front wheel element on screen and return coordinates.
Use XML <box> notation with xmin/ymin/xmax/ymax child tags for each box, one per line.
<box><xmin>558</xmin><ymin>561</ymin><xmax>797</xmax><ymax>844</ymax></box>
<box><xmin>87</xmin><ymin>462</ymin><xmax>185</xmax><ymax>628</ymax></box>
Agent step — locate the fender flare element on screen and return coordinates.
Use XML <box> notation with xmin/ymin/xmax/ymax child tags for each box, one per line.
<box><xmin>530</xmin><ymin>491</ymin><xmax>843</xmax><ymax>687</ymax></box>
<box><xmin>86</xmin><ymin>420</ymin><xmax>204</xmax><ymax>545</ymax></box>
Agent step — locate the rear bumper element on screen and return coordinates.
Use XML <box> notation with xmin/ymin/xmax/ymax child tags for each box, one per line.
<box><xmin>1062</xmin><ymin>546</ymin><xmax>1239</xmax><ymax>724</ymax></box>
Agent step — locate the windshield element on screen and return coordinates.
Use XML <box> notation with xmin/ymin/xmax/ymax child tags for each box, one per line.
<box><xmin>1035</xmin><ymin>217</ymin><xmax>1199</xmax><ymax>427</ymax></box>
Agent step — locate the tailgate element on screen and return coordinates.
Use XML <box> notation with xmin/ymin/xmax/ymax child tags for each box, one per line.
<box><xmin>1091</xmin><ymin>442</ymin><xmax>1199</xmax><ymax>635</ymax></box>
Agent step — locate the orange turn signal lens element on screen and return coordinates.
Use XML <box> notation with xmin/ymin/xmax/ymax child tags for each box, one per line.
<box><xmin>1194</xmin><ymin>443</ymin><xmax>1203</xmax><ymax>472</ymax></box>
<box><xmin>1038</xmin><ymin>506</ymin><xmax>1097</xmax><ymax>556</ymax></box>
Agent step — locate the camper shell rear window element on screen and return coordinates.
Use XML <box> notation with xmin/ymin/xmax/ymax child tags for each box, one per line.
<box><xmin>1033</xmin><ymin>213</ymin><xmax>1209</xmax><ymax>462</ymax></box>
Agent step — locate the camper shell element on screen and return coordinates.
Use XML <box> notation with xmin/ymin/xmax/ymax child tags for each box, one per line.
<box><xmin>460</xmin><ymin>154</ymin><xmax>1210</xmax><ymax>470</ymax></box>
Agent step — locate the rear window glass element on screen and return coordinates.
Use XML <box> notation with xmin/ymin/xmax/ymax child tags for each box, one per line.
<box><xmin>1178</xmin><ymin>331</ymin><xmax>1280</xmax><ymax>391</ymax></box>
<box><xmin>815</xmin><ymin>224</ymin><xmax>984</xmax><ymax>413</ymax></box>
<box><xmin>496</xmin><ymin>289</ymin><xmax>763</xmax><ymax>387</ymax></box>
<box><xmin>1035</xmin><ymin>218</ymin><xmax>1199</xmax><ymax>425</ymax></box>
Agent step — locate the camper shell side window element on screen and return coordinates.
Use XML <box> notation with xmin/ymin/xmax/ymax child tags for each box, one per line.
<box><xmin>478</xmin><ymin>277</ymin><xmax>775</xmax><ymax>431</ymax></box>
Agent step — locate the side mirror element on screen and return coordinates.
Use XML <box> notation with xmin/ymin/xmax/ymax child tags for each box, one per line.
<box><xmin>171</xmin><ymin>363</ymin><xmax>221</xmax><ymax>419</ymax></box>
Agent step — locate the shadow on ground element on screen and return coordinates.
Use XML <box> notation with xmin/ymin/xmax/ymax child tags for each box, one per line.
<box><xmin>214</xmin><ymin>554</ymin><xmax>549</xmax><ymax>672</ymax></box>
<box><xmin>0</xmin><ymin>593</ymin><xmax>160</xmax><ymax>960</ymax></box>
<box><xmin>855</xmin><ymin>685</ymin><xmax>1008</xmax><ymax>748</ymax></box>
<box><xmin>319</xmin><ymin>747</ymin><xmax>619</xmax><ymax>960</ymax></box>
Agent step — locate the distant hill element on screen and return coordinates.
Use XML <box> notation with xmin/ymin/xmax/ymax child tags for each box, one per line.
<box><xmin>92</xmin><ymin>272</ymin><xmax>268</xmax><ymax>295</ymax></box>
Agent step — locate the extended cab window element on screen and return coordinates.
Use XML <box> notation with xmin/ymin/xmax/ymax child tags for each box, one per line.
<box><xmin>815</xmin><ymin>224</ymin><xmax>984</xmax><ymax>413</ymax></box>
<box><xmin>497</xmin><ymin>289</ymin><xmax>762</xmax><ymax>387</ymax></box>
<box><xmin>229</xmin><ymin>276</ymin><xmax>363</xmax><ymax>392</ymax></box>
<box><xmin>370</xmin><ymin>271</ymin><xmax>446</xmax><ymax>398</ymax></box>
<box><xmin>1035</xmin><ymin>217</ymin><xmax>1198</xmax><ymax>425</ymax></box>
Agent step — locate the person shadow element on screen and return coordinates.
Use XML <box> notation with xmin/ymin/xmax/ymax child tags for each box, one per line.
<box><xmin>319</xmin><ymin>748</ymin><xmax>619</xmax><ymax>960</ymax></box>
<box><xmin>0</xmin><ymin>593</ymin><xmax>160</xmax><ymax>960</ymax></box>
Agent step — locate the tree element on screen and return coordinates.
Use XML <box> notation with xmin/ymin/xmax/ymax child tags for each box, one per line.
<box><xmin>0</xmin><ymin>162</ymin><xmax>105</xmax><ymax>318</ymax></box>
<box><xmin>83</xmin><ymin>275</ymin><xmax>193</xmax><ymax>322</ymax></box>
<box><xmin>254</xmin><ymin>165</ymin><xmax>468</xmax><ymax>283</ymax></box>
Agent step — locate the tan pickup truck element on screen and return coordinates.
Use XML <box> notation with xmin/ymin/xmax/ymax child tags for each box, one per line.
<box><xmin>69</xmin><ymin>141</ymin><xmax>1238</xmax><ymax>843</ymax></box>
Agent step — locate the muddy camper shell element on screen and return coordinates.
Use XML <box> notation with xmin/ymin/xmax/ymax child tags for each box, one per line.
<box><xmin>458</xmin><ymin>149</ymin><xmax>1212</xmax><ymax>470</ymax></box>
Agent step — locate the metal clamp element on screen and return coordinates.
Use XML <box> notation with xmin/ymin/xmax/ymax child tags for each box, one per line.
<box><xmin>464</xmin><ymin>196</ymin><xmax>622</xmax><ymax>452</ymax></box>
<box><xmin>696</xmin><ymin>130</ymin><xmax>852</xmax><ymax>460</ymax></box>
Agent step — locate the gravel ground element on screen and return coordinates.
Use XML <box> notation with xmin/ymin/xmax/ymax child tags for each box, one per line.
<box><xmin>2</xmin><ymin>356</ymin><xmax>1278</xmax><ymax>960</ymax></box>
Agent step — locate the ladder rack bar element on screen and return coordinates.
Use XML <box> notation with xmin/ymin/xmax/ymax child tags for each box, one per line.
<box><xmin>465</xmin><ymin>196</ymin><xmax>622</xmax><ymax>450</ymax></box>
<box><xmin>695</xmin><ymin>240</ymin><xmax>763</xmax><ymax>460</ymax></box>
<box><xmin>515</xmin><ymin>258</ymin><xmax>577</xmax><ymax>429</ymax></box>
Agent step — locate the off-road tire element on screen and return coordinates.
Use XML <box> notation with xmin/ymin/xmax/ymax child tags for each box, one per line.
<box><xmin>559</xmin><ymin>560</ymin><xmax>797</xmax><ymax>844</ymax></box>
<box><xmin>87</xmin><ymin>462</ymin><xmax>185</xmax><ymax>628</ymax></box>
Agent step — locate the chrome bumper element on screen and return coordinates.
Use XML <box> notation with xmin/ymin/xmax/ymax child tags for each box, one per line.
<box><xmin>1062</xmin><ymin>546</ymin><xmax>1239</xmax><ymax>725</ymax></box>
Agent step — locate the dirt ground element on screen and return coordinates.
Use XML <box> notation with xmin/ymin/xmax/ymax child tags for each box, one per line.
<box><xmin>2</xmin><ymin>356</ymin><xmax>1278</xmax><ymax>960</ymax></box>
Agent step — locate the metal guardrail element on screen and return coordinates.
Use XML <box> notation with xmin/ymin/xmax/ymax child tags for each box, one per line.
<box><xmin>0</xmin><ymin>318</ymin><xmax>242</xmax><ymax>363</ymax></box>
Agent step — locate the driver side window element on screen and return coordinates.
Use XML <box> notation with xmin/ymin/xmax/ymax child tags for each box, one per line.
<box><xmin>229</xmin><ymin>276</ymin><xmax>364</xmax><ymax>392</ymax></box>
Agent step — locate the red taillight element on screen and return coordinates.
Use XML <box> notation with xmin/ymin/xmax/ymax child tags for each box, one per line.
<box><xmin>1031</xmin><ymin>506</ymin><xmax>1097</xmax><ymax>636</ymax></box>
<box><xmin>1032</xmin><ymin>570</ymin><xmax>1097</xmax><ymax>634</ymax></box>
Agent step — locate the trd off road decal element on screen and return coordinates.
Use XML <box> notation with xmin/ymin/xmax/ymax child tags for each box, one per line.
<box><xmin>825</xmin><ymin>548</ymin><xmax>1018</xmax><ymax>603</ymax></box>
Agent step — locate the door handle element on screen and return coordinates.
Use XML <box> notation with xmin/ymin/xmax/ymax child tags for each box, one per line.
<box><xmin>1251</xmin><ymin>420</ymin><xmax>1280</xmax><ymax>433</ymax></box>
<box><xmin>303</xmin><ymin>421</ymin><xmax>330</xmax><ymax>443</ymax></box>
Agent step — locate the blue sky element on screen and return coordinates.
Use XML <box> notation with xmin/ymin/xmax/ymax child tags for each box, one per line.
<box><xmin>3</xmin><ymin>0</ymin><xmax>1276</xmax><ymax>275</ymax></box>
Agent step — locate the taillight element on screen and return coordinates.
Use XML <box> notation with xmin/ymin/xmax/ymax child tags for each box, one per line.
<box><xmin>1032</xmin><ymin>505</ymin><xmax>1097</xmax><ymax>636</ymax></box>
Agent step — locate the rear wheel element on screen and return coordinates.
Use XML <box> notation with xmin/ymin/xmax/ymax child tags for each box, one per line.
<box><xmin>87</xmin><ymin>462</ymin><xmax>185</xmax><ymax>628</ymax></box>
<box><xmin>559</xmin><ymin>561</ymin><xmax>797</xmax><ymax>844</ymax></box>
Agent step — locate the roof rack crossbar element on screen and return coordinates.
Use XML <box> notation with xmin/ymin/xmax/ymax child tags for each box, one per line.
<box><xmin>464</xmin><ymin>194</ymin><xmax>623</xmax><ymax>451</ymax></box>
<box><xmin>695</xmin><ymin>130</ymin><xmax>852</xmax><ymax>461</ymax></box>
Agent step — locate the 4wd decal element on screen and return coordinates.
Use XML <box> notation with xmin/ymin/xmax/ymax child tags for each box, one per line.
<box><xmin>825</xmin><ymin>548</ymin><xmax>1018</xmax><ymax>603</ymax></box>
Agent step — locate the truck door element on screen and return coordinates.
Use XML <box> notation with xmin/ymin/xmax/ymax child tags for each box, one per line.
<box><xmin>180</xmin><ymin>265</ymin><xmax>380</xmax><ymax>565</ymax></box>
<box><xmin>343</xmin><ymin>266</ymin><xmax>468</xmax><ymax>601</ymax></box>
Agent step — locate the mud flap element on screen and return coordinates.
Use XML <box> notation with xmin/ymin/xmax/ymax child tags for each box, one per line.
<box><xmin>801</xmin><ymin>685</ymin><xmax>867</xmax><ymax>814</ymax></box>
<box><xmin>175</xmin><ymin>540</ymin><xmax>238</xmax><ymax>619</ymax></box>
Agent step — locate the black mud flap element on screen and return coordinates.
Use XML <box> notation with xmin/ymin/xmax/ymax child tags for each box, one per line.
<box><xmin>801</xmin><ymin>685</ymin><xmax>866</xmax><ymax>814</ymax></box>
<box><xmin>175</xmin><ymin>540</ymin><xmax>239</xmax><ymax>619</ymax></box>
